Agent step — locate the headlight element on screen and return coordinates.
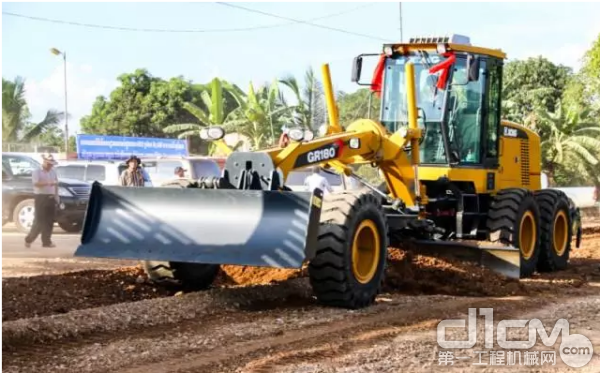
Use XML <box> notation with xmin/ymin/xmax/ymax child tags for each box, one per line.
<box><xmin>58</xmin><ymin>187</ymin><xmax>72</xmax><ymax>197</ymax></box>
<box><xmin>304</xmin><ymin>130</ymin><xmax>315</xmax><ymax>141</ymax></box>
<box><xmin>318</xmin><ymin>124</ymin><xmax>329</xmax><ymax>137</ymax></box>
<box><xmin>288</xmin><ymin>128</ymin><xmax>305</xmax><ymax>142</ymax></box>
<box><xmin>207</xmin><ymin>126</ymin><xmax>225</xmax><ymax>140</ymax></box>
<box><xmin>199</xmin><ymin>126</ymin><xmax>225</xmax><ymax>140</ymax></box>
<box><xmin>199</xmin><ymin>128</ymin><xmax>209</xmax><ymax>140</ymax></box>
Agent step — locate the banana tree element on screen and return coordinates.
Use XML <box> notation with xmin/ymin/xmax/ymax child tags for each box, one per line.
<box><xmin>163</xmin><ymin>78</ymin><xmax>246</xmax><ymax>155</ymax></box>
<box><xmin>224</xmin><ymin>80</ymin><xmax>294</xmax><ymax>149</ymax></box>
<box><xmin>528</xmin><ymin>104</ymin><xmax>600</xmax><ymax>185</ymax></box>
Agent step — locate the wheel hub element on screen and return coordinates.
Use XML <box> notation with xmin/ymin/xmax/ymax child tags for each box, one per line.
<box><xmin>553</xmin><ymin>210</ymin><xmax>568</xmax><ymax>256</ymax></box>
<box><xmin>351</xmin><ymin>219</ymin><xmax>380</xmax><ymax>284</ymax></box>
<box><xmin>519</xmin><ymin>211</ymin><xmax>536</xmax><ymax>260</ymax></box>
<box><xmin>18</xmin><ymin>206</ymin><xmax>35</xmax><ymax>229</ymax></box>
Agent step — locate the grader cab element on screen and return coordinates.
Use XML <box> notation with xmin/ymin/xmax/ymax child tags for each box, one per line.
<box><xmin>75</xmin><ymin>35</ymin><xmax>579</xmax><ymax>309</ymax></box>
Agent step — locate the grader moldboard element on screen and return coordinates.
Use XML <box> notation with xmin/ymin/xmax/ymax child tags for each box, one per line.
<box><xmin>76</xmin><ymin>35</ymin><xmax>581</xmax><ymax>309</ymax></box>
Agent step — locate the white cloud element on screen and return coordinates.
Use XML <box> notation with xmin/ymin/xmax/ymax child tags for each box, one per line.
<box><xmin>23</xmin><ymin>63</ymin><xmax>117</xmax><ymax>134</ymax></box>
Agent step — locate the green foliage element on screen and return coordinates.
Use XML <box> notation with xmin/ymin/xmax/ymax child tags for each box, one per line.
<box><xmin>502</xmin><ymin>57</ymin><xmax>571</xmax><ymax>123</ymax></box>
<box><xmin>226</xmin><ymin>80</ymin><xmax>294</xmax><ymax>149</ymax></box>
<box><xmin>528</xmin><ymin>104</ymin><xmax>600</xmax><ymax>186</ymax></box>
<box><xmin>279</xmin><ymin>67</ymin><xmax>326</xmax><ymax>131</ymax></box>
<box><xmin>80</xmin><ymin>69</ymin><xmax>197</xmax><ymax>137</ymax></box>
<box><xmin>337</xmin><ymin>88</ymin><xmax>381</xmax><ymax>127</ymax></box>
<box><xmin>162</xmin><ymin>78</ymin><xmax>247</xmax><ymax>155</ymax></box>
<box><xmin>580</xmin><ymin>34</ymin><xmax>600</xmax><ymax>116</ymax></box>
<box><xmin>2</xmin><ymin>76</ymin><xmax>64</xmax><ymax>147</ymax></box>
<box><xmin>353</xmin><ymin>164</ymin><xmax>384</xmax><ymax>185</ymax></box>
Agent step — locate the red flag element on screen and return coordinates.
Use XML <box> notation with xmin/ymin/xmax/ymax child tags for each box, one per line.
<box><xmin>370</xmin><ymin>54</ymin><xmax>387</xmax><ymax>98</ymax></box>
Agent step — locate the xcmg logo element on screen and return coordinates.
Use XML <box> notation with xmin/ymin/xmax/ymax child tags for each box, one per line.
<box><xmin>436</xmin><ymin>308</ymin><xmax>594</xmax><ymax>368</ymax></box>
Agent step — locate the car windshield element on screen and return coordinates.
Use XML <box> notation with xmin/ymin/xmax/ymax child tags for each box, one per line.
<box><xmin>1</xmin><ymin>155</ymin><xmax>41</xmax><ymax>177</ymax></box>
<box><xmin>55</xmin><ymin>165</ymin><xmax>86</xmax><ymax>180</ymax></box>
<box><xmin>190</xmin><ymin>159</ymin><xmax>221</xmax><ymax>178</ymax></box>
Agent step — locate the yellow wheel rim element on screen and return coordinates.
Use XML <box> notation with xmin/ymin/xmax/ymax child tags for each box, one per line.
<box><xmin>351</xmin><ymin>219</ymin><xmax>380</xmax><ymax>284</ymax></box>
<box><xmin>553</xmin><ymin>210</ymin><xmax>568</xmax><ymax>256</ymax></box>
<box><xmin>519</xmin><ymin>211</ymin><xmax>536</xmax><ymax>260</ymax></box>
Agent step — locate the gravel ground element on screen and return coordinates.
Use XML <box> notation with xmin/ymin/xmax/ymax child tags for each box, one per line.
<box><xmin>2</xmin><ymin>229</ymin><xmax>599</xmax><ymax>372</ymax></box>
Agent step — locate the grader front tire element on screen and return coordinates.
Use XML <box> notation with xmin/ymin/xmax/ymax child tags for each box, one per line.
<box><xmin>308</xmin><ymin>192</ymin><xmax>388</xmax><ymax>309</ymax></box>
<box><xmin>487</xmin><ymin>188</ymin><xmax>541</xmax><ymax>278</ymax></box>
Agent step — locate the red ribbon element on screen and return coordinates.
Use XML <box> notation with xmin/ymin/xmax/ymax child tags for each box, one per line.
<box><xmin>428</xmin><ymin>52</ymin><xmax>455</xmax><ymax>90</ymax></box>
<box><xmin>370</xmin><ymin>54</ymin><xmax>387</xmax><ymax>98</ymax></box>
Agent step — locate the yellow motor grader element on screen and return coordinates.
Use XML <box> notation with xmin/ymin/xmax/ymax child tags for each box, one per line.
<box><xmin>75</xmin><ymin>35</ymin><xmax>580</xmax><ymax>309</ymax></box>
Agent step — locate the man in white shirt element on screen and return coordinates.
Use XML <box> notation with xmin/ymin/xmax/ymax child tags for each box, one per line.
<box><xmin>25</xmin><ymin>154</ymin><xmax>59</xmax><ymax>248</ymax></box>
<box><xmin>304</xmin><ymin>166</ymin><xmax>333</xmax><ymax>195</ymax></box>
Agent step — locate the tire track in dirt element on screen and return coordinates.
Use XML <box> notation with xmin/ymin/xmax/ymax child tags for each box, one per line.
<box><xmin>121</xmin><ymin>296</ymin><xmax>557</xmax><ymax>373</ymax></box>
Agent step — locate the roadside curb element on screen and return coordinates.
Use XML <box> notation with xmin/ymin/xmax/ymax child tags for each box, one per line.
<box><xmin>2</xmin><ymin>278</ymin><xmax>313</xmax><ymax>351</ymax></box>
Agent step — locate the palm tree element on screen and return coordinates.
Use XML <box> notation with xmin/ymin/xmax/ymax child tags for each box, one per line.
<box><xmin>163</xmin><ymin>78</ymin><xmax>246</xmax><ymax>154</ymax></box>
<box><xmin>527</xmin><ymin>103</ymin><xmax>600</xmax><ymax>185</ymax></box>
<box><xmin>279</xmin><ymin>67</ymin><xmax>326</xmax><ymax>131</ymax></box>
<box><xmin>2</xmin><ymin>77</ymin><xmax>64</xmax><ymax>146</ymax></box>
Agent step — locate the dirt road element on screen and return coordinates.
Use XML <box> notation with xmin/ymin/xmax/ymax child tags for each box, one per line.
<box><xmin>3</xmin><ymin>226</ymin><xmax>600</xmax><ymax>372</ymax></box>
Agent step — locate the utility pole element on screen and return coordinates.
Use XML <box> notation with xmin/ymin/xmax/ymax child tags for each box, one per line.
<box><xmin>50</xmin><ymin>48</ymin><xmax>69</xmax><ymax>155</ymax></box>
<box><xmin>399</xmin><ymin>2</ymin><xmax>403</xmax><ymax>42</ymax></box>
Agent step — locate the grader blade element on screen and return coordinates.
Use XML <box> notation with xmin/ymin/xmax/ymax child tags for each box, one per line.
<box><xmin>411</xmin><ymin>240</ymin><xmax>521</xmax><ymax>279</ymax></box>
<box><xmin>75</xmin><ymin>182</ymin><xmax>323</xmax><ymax>268</ymax></box>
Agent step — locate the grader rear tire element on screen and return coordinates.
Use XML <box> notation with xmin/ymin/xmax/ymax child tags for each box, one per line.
<box><xmin>487</xmin><ymin>188</ymin><xmax>541</xmax><ymax>278</ymax></box>
<box><xmin>534</xmin><ymin>189</ymin><xmax>572</xmax><ymax>272</ymax></box>
<box><xmin>308</xmin><ymin>191</ymin><xmax>388</xmax><ymax>309</ymax></box>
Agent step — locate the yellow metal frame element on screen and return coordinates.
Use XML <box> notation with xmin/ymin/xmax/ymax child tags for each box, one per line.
<box><xmin>392</xmin><ymin>42</ymin><xmax>506</xmax><ymax>59</ymax></box>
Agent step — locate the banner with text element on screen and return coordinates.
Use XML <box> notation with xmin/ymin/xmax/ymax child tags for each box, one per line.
<box><xmin>76</xmin><ymin>135</ymin><xmax>188</xmax><ymax>160</ymax></box>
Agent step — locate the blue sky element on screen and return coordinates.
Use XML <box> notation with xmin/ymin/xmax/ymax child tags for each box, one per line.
<box><xmin>3</xmin><ymin>1</ymin><xmax>600</xmax><ymax>134</ymax></box>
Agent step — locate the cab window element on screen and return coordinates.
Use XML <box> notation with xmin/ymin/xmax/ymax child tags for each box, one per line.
<box><xmin>446</xmin><ymin>57</ymin><xmax>486</xmax><ymax>164</ymax></box>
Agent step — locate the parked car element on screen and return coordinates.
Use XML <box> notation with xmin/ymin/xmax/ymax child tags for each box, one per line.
<box><xmin>138</xmin><ymin>156</ymin><xmax>222</xmax><ymax>186</ymax></box>
<box><xmin>55</xmin><ymin>160</ymin><xmax>153</xmax><ymax>186</ymax></box>
<box><xmin>2</xmin><ymin>153</ymin><xmax>91</xmax><ymax>233</ymax></box>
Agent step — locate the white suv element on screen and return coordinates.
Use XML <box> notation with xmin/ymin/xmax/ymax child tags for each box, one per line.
<box><xmin>139</xmin><ymin>157</ymin><xmax>222</xmax><ymax>186</ymax></box>
<box><xmin>55</xmin><ymin>160</ymin><xmax>153</xmax><ymax>186</ymax></box>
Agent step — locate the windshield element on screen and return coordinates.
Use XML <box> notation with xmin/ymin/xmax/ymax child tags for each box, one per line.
<box><xmin>2</xmin><ymin>154</ymin><xmax>41</xmax><ymax>177</ymax></box>
<box><xmin>381</xmin><ymin>52</ymin><xmax>445</xmax><ymax>132</ymax></box>
<box><xmin>381</xmin><ymin>51</ymin><xmax>449</xmax><ymax>164</ymax></box>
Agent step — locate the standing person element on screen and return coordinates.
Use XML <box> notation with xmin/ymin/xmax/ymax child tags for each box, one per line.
<box><xmin>174</xmin><ymin>166</ymin><xmax>186</xmax><ymax>178</ymax></box>
<box><xmin>25</xmin><ymin>154</ymin><xmax>58</xmax><ymax>248</ymax></box>
<box><xmin>303</xmin><ymin>166</ymin><xmax>333</xmax><ymax>195</ymax></box>
<box><xmin>119</xmin><ymin>155</ymin><xmax>145</xmax><ymax>187</ymax></box>
<box><xmin>135</xmin><ymin>156</ymin><xmax>152</xmax><ymax>186</ymax></box>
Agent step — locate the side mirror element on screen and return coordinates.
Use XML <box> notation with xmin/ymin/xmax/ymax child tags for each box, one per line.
<box><xmin>351</xmin><ymin>56</ymin><xmax>363</xmax><ymax>83</ymax></box>
<box><xmin>467</xmin><ymin>54</ymin><xmax>480</xmax><ymax>82</ymax></box>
